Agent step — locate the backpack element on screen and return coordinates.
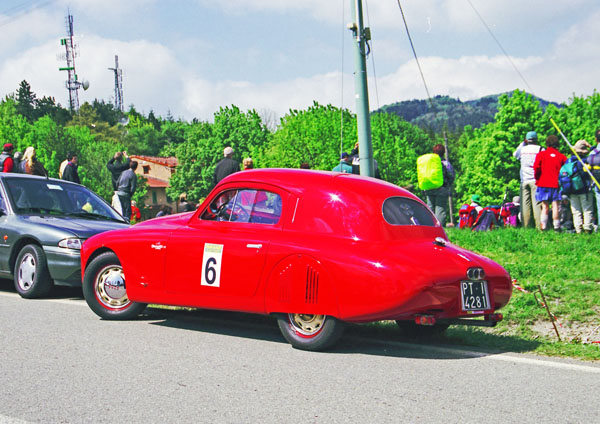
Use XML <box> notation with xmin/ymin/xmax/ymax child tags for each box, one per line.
<box><xmin>558</xmin><ymin>160</ymin><xmax>585</xmax><ymax>195</ymax></box>
<box><xmin>458</xmin><ymin>204</ymin><xmax>478</xmax><ymax>229</ymax></box>
<box><xmin>500</xmin><ymin>202</ymin><xmax>519</xmax><ymax>227</ymax></box>
<box><xmin>588</xmin><ymin>152</ymin><xmax>600</xmax><ymax>182</ymax></box>
<box><xmin>417</xmin><ymin>153</ymin><xmax>443</xmax><ymax>191</ymax></box>
<box><xmin>472</xmin><ymin>207</ymin><xmax>498</xmax><ymax>232</ymax></box>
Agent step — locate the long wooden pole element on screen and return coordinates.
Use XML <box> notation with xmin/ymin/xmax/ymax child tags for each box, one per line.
<box><xmin>444</xmin><ymin>131</ymin><xmax>455</xmax><ymax>226</ymax></box>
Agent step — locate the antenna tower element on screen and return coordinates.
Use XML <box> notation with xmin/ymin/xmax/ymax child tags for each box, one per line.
<box><xmin>59</xmin><ymin>13</ymin><xmax>85</xmax><ymax>111</ymax></box>
<box><xmin>108</xmin><ymin>55</ymin><xmax>124</xmax><ymax>113</ymax></box>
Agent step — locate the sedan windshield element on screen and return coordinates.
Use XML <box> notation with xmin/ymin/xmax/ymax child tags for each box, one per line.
<box><xmin>4</xmin><ymin>177</ymin><xmax>125</xmax><ymax>222</ymax></box>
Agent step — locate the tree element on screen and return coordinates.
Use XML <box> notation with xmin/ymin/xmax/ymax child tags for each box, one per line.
<box><xmin>370</xmin><ymin>112</ymin><xmax>433</xmax><ymax>189</ymax></box>
<box><xmin>167</xmin><ymin>106</ymin><xmax>270</xmax><ymax>202</ymax></box>
<box><xmin>15</xmin><ymin>80</ymin><xmax>37</xmax><ymax>122</ymax></box>
<box><xmin>260</xmin><ymin>102</ymin><xmax>355</xmax><ymax>170</ymax></box>
<box><xmin>454</xmin><ymin>90</ymin><xmax>542</xmax><ymax>206</ymax></box>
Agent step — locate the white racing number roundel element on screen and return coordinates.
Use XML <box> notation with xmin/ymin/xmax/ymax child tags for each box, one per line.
<box><xmin>201</xmin><ymin>243</ymin><xmax>223</xmax><ymax>287</ymax></box>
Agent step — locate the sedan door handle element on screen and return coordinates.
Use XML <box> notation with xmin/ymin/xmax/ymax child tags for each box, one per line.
<box><xmin>246</xmin><ymin>244</ymin><xmax>262</xmax><ymax>249</ymax></box>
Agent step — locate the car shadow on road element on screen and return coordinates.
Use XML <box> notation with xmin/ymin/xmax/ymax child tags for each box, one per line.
<box><xmin>0</xmin><ymin>277</ymin><xmax>83</xmax><ymax>299</ymax></box>
<box><xmin>143</xmin><ymin>307</ymin><xmax>540</xmax><ymax>360</ymax></box>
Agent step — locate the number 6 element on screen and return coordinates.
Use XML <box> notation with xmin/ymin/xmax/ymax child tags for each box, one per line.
<box><xmin>204</xmin><ymin>257</ymin><xmax>217</xmax><ymax>285</ymax></box>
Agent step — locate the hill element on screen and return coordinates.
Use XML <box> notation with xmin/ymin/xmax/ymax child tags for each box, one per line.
<box><xmin>378</xmin><ymin>93</ymin><xmax>561</xmax><ymax>133</ymax></box>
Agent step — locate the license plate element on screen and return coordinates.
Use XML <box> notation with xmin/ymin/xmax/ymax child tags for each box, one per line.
<box><xmin>461</xmin><ymin>280</ymin><xmax>490</xmax><ymax>311</ymax></box>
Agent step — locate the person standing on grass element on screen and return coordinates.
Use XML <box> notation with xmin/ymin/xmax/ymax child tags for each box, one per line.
<box><xmin>565</xmin><ymin>140</ymin><xmax>594</xmax><ymax>234</ymax></box>
<box><xmin>116</xmin><ymin>161</ymin><xmax>138</xmax><ymax>223</ymax></box>
<box><xmin>533</xmin><ymin>135</ymin><xmax>567</xmax><ymax>231</ymax></box>
<box><xmin>514</xmin><ymin>131</ymin><xmax>543</xmax><ymax>229</ymax></box>
<box><xmin>586</xmin><ymin>129</ymin><xmax>600</xmax><ymax>230</ymax></box>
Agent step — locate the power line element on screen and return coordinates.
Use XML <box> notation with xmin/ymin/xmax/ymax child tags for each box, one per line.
<box><xmin>0</xmin><ymin>0</ymin><xmax>55</xmax><ymax>28</ymax></box>
<box><xmin>465</xmin><ymin>0</ymin><xmax>534</xmax><ymax>94</ymax></box>
<box><xmin>396</xmin><ymin>0</ymin><xmax>434</xmax><ymax>109</ymax></box>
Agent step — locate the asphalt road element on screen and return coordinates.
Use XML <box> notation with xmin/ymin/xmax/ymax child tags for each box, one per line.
<box><xmin>1</xmin><ymin>279</ymin><xmax>599</xmax><ymax>423</ymax></box>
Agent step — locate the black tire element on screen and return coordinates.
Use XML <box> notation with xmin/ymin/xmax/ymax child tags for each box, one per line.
<box><xmin>395</xmin><ymin>320</ymin><xmax>449</xmax><ymax>338</ymax></box>
<box><xmin>277</xmin><ymin>313</ymin><xmax>345</xmax><ymax>351</ymax></box>
<box><xmin>82</xmin><ymin>252</ymin><xmax>146</xmax><ymax>320</ymax></box>
<box><xmin>14</xmin><ymin>244</ymin><xmax>53</xmax><ymax>299</ymax></box>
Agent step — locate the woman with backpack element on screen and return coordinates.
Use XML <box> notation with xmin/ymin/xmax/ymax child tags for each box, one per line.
<box><xmin>563</xmin><ymin>140</ymin><xmax>594</xmax><ymax>234</ymax></box>
<box><xmin>533</xmin><ymin>135</ymin><xmax>567</xmax><ymax>231</ymax></box>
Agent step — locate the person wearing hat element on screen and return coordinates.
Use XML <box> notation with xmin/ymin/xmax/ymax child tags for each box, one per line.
<box><xmin>513</xmin><ymin>131</ymin><xmax>543</xmax><ymax>229</ymax></box>
<box><xmin>566</xmin><ymin>139</ymin><xmax>594</xmax><ymax>234</ymax></box>
<box><xmin>213</xmin><ymin>146</ymin><xmax>240</xmax><ymax>185</ymax></box>
<box><xmin>0</xmin><ymin>143</ymin><xmax>15</xmax><ymax>172</ymax></box>
<box><xmin>469</xmin><ymin>194</ymin><xmax>483</xmax><ymax>214</ymax></box>
<box><xmin>332</xmin><ymin>152</ymin><xmax>353</xmax><ymax>173</ymax></box>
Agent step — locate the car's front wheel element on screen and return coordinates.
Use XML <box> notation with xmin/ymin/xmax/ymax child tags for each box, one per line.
<box><xmin>276</xmin><ymin>313</ymin><xmax>345</xmax><ymax>351</ymax></box>
<box><xmin>83</xmin><ymin>252</ymin><xmax>146</xmax><ymax>320</ymax></box>
<box><xmin>14</xmin><ymin>244</ymin><xmax>53</xmax><ymax>298</ymax></box>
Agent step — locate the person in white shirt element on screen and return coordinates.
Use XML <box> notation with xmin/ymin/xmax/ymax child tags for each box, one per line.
<box><xmin>513</xmin><ymin>131</ymin><xmax>542</xmax><ymax>229</ymax></box>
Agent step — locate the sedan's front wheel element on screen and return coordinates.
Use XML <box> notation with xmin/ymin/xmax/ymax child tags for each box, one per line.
<box><xmin>276</xmin><ymin>313</ymin><xmax>345</xmax><ymax>351</ymax></box>
<box><xmin>14</xmin><ymin>244</ymin><xmax>53</xmax><ymax>298</ymax></box>
<box><xmin>83</xmin><ymin>252</ymin><xmax>146</xmax><ymax>320</ymax></box>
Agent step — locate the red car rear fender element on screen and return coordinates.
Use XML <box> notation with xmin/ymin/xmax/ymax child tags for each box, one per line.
<box><xmin>264</xmin><ymin>254</ymin><xmax>340</xmax><ymax>317</ymax></box>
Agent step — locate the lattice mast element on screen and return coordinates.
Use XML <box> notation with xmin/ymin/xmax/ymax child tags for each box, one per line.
<box><xmin>108</xmin><ymin>55</ymin><xmax>124</xmax><ymax>113</ymax></box>
<box><xmin>59</xmin><ymin>13</ymin><xmax>83</xmax><ymax>111</ymax></box>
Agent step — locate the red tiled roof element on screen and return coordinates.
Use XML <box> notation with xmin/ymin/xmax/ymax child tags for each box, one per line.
<box><xmin>130</xmin><ymin>155</ymin><xmax>177</xmax><ymax>168</ymax></box>
<box><xmin>143</xmin><ymin>176</ymin><xmax>169</xmax><ymax>188</ymax></box>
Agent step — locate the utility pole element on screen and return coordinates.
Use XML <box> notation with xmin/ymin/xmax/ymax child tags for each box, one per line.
<box><xmin>348</xmin><ymin>0</ymin><xmax>374</xmax><ymax>177</ymax></box>
<box><xmin>108</xmin><ymin>55</ymin><xmax>124</xmax><ymax>113</ymax></box>
<box><xmin>443</xmin><ymin>131</ymin><xmax>455</xmax><ymax>226</ymax></box>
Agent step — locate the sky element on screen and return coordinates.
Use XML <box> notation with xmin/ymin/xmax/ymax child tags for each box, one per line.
<box><xmin>1</xmin><ymin>0</ymin><xmax>599</xmax><ymax>123</ymax></box>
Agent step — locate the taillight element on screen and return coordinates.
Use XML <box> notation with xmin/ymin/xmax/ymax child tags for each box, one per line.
<box><xmin>487</xmin><ymin>313</ymin><xmax>503</xmax><ymax>322</ymax></box>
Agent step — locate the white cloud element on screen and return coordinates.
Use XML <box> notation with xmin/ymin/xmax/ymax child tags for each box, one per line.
<box><xmin>182</xmin><ymin>71</ymin><xmax>350</xmax><ymax>121</ymax></box>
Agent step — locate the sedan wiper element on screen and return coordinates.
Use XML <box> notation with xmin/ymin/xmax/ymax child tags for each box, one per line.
<box><xmin>66</xmin><ymin>211</ymin><xmax>125</xmax><ymax>222</ymax></box>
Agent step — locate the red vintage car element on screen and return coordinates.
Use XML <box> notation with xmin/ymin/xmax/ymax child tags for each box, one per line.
<box><xmin>81</xmin><ymin>169</ymin><xmax>512</xmax><ymax>351</ymax></box>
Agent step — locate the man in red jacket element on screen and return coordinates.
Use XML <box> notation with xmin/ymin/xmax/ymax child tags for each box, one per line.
<box><xmin>533</xmin><ymin>135</ymin><xmax>567</xmax><ymax>231</ymax></box>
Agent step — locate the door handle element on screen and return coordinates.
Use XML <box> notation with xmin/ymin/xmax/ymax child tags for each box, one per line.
<box><xmin>246</xmin><ymin>243</ymin><xmax>262</xmax><ymax>249</ymax></box>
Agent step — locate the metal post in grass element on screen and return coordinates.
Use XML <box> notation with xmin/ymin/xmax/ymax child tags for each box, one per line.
<box><xmin>536</xmin><ymin>284</ymin><xmax>561</xmax><ymax>341</ymax></box>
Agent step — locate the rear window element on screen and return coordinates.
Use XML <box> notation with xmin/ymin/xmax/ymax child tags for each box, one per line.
<box><xmin>382</xmin><ymin>197</ymin><xmax>436</xmax><ymax>226</ymax></box>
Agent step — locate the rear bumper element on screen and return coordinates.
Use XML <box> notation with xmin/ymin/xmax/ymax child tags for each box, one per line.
<box><xmin>44</xmin><ymin>246</ymin><xmax>82</xmax><ymax>286</ymax></box>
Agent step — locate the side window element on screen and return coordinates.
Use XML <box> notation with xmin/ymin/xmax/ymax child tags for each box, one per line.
<box><xmin>382</xmin><ymin>196</ymin><xmax>436</xmax><ymax>226</ymax></box>
<box><xmin>201</xmin><ymin>189</ymin><xmax>282</xmax><ymax>224</ymax></box>
<box><xmin>0</xmin><ymin>188</ymin><xmax>5</xmax><ymax>212</ymax></box>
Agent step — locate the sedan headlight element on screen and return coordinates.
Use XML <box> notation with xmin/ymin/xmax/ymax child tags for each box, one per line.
<box><xmin>58</xmin><ymin>238</ymin><xmax>82</xmax><ymax>250</ymax></box>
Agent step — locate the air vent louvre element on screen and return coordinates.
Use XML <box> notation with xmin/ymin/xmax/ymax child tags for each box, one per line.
<box><xmin>305</xmin><ymin>265</ymin><xmax>319</xmax><ymax>304</ymax></box>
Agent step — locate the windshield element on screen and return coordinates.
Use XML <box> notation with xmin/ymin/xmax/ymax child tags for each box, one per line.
<box><xmin>4</xmin><ymin>177</ymin><xmax>125</xmax><ymax>222</ymax></box>
<box><xmin>382</xmin><ymin>197</ymin><xmax>437</xmax><ymax>226</ymax></box>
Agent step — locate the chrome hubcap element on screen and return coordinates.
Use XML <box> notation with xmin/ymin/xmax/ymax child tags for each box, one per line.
<box><xmin>288</xmin><ymin>314</ymin><xmax>326</xmax><ymax>336</ymax></box>
<box><xmin>95</xmin><ymin>265</ymin><xmax>129</xmax><ymax>309</ymax></box>
<box><xmin>17</xmin><ymin>253</ymin><xmax>36</xmax><ymax>291</ymax></box>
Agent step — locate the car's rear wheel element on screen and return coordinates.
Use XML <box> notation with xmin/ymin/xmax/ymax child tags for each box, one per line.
<box><xmin>276</xmin><ymin>313</ymin><xmax>345</xmax><ymax>351</ymax></box>
<box><xmin>14</xmin><ymin>244</ymin><xmax>53</xmax><ymax>298</ymax></box>
<box><xmin>83</xmin><ymin>252</ymin><xmax>146</xmax><ymax>320</ymax></box>
<box><xmin>395</xmin><ymin>320</ymin><xmax>449</xmax><ymax>338</ymax></box>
